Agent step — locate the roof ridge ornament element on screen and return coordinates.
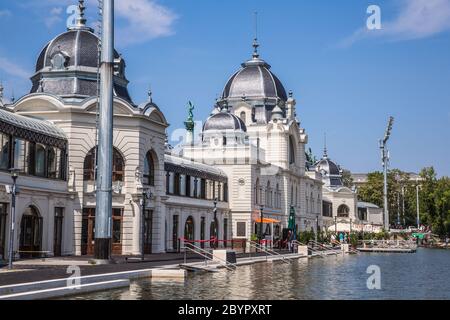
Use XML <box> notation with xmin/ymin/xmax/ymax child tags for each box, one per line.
<box><xmin>148</xmin><ymin>85</ymin><xmax>153</xmax><ymax>103</ymax></box>
<box><xmin>323</xmin><ymin>133</ymin><xmax>328</xmax><ymax>159</ymax></box>
<box><xmin>252</xmin><ymin>12</ymin><xmax>260</xmax><ymax>59</ymax></box>
<box><xmin>69</xmin><ymin>0</ymin><xmax>92</xmax><ymax>31</ymax></box>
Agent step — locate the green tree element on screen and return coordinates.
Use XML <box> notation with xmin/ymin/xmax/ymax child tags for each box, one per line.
<box><xmin>341</xmin><ymin>169</ymin><xmax>354</xmax><ymax>188</ymax></box>
<box><xmin>358</xmin><ymin>172</ymin><xmax>384</xmax><ymax>207</ymax></box>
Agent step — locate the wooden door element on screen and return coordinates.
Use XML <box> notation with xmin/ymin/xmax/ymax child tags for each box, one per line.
<box><xmin>82</xmin><ymin>208</ymin><xmax>123</xmax><ymax>256</ymax></box>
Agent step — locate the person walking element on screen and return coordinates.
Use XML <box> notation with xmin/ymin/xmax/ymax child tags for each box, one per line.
<box><xmin>339</xmin><ymin>232</ymin><xmax>344</xmax><ymax>243</ymax></box>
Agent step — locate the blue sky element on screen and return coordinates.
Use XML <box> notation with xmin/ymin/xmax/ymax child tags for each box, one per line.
<box><xmin>1</xmin><ymin>0</ymin><xmax>449</xmax><ymax>176</ymax></box>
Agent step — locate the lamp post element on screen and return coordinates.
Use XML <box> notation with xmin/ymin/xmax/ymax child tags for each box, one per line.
<box><xmin>380</xmin><ymin>116</ymin><xmax>394</xmax><ymax>231</ymax></box>
<box><xmin>141</xmin><ymin>189</ymin><xmax>152</xmax><ymax>261</ymax></box>
<box><xmin>315</xmin><ymin>215</ymin><xmax>319</xmax><ymax>243</ymax></box>
<box><xmin>334</xmin><ymin>216</ymin><xmax>337</xmax><ymax>234</ymax></box>
<box><xmin>259</xmin><ymin>205</ymin><xmax>264</xmax><ymax>244</ymax></box>
<box><xmin>416</xmin><ymin>179</ymin><xmax>420</xmax><ymax>229</ymax></box>
<box><xmin>402</xmin><ymin>186</ymin><xmax>406</xmax><ymax>226</ymax></box>
<box><xmin>213</xmin><ymin>198</ymin><xmax>218</xmax><ymax>249</ymax></box>
<box><xmin>8</xmin><ymin>169</ymin><xmax>19</xmax><ymax>270</ymax></box>
<box><xmin>95</xmin><ymin>0</ymin><xmax>115</xmax><ymax>262</ymax></box>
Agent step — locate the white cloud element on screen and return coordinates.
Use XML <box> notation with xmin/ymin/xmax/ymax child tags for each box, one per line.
<box><xmin>115</xmin><ymin>0</ymin><xmax>178</xmax><ymax>45</ymax></box>
<box><xmin>0</xmin><ymin>10</ymin><xmax>12</xmax><ymax>18</ymax></box>
<box><xmin>0</xmin><ymin>56</ymin><xmax>29</xmax><ymax>79</ymax></box>
<box><xmin>22</xmin><ymin>0</ymin><xmax>177</xmax><ymax>45</ymax></box>
<box><xmin>45</xmin><ymin>7</ymin><xmax>64</xmax><ymax>28</ymax></box>
<box><xmin>340</xmin><ymin>0</ymin><xmax>450</xmax><ymax>47</ymax></box>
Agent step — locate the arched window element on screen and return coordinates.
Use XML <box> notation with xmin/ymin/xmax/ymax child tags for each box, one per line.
<box><xmin>289</xmin><ymin>136</ymin><xmax>296</xmax><ymax>164</ymax></box>
<box><xmin>255</xmin><ymin>178</ymin><xmax>260</xmax><ymax>205</ymax></box>
<box><xmin>337</xmin><ymin>205</ymin><xmax>350</xmax><ymax>218</ymax></box>
<box><xmin>144</xmin><ymin>151</ymin><xmax>156</xmax><ymax>186</ymax></box>
<box><xmin>266</xmin><ymin>181</ymin><xmax>271</xmax><ymax>207</ymax></box>
<box><xmin>291</xmin><ymin>185</ymin><xmax>294</xmax><ymax>205</ymax></box>
<box><xmin>306</xmin><ymin>192</ymin><xmax>309</xmax><ymax>214</ymax></box>
<box><xmin>35</xmin><ymin>144</ymin><xmax>46</xmax><ymax>177</ymax></box>
<box><xmin>240</xmin><ymin>111</ymin><xmax>246</xmax><ymax>124</ymax></box>
<box><xmin>275</xmin><ymin>184</ymin><xmax>280</xmax><ymax>208</ymax></box>
<box><xmin>310</xmin><ymin>192</ymin><xmax>314</xmax><ymax>214</ymax></box>
<box><xmin>84</xmin><ymin>147</ymin><xmax>124</xmax><ymax>182</ymax></box>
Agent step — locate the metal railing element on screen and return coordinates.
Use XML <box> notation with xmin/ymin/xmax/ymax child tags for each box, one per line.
<box><xmin>360</xmin><ymin>240</ymin><xmax>417</xmax><ymax>250</ymax></box>
<box><xmin>247</xmin><ymin>241</ymin><xmax>292</xmax><ymax>264</ymax></box>
<box><xmin>309</xmin><ymin>240</ymin><xmax>343</xmax><ymax>253</ymax></box>
<box><xmin>182</xmin><ymin>243</ymin><xmax>236</xmax><ymax>271</ymax></box>
<box><xmin>292</xmin><ymin>240</ymin><xmax>325</xmax><ymax>258</ymax></box>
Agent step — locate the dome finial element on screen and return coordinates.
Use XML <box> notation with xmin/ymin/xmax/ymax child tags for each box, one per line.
<box><xmin>252</xmin><ymin>12</ymin><xmax>260</xmax><ymax>59</ymax></box>
<box><xmin>69</xmin><ymin>0</ymin><xmax>88</xmax><ymax>30</ymax></box>
<box><xmin>323</xmin><ymin>133</ymin><xmax>328</xmax><ymax>159</ymax></box>
<box><xmin>147</xmin><ymin>85</ymin><xmax>153</xmax><ymax>103</ymax></box>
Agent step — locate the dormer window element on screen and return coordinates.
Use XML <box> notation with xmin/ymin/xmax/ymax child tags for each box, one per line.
<box><xmin>51</xmin><ymin>52</ymin><xmax>69</xmax><ymax>70</ymax></box>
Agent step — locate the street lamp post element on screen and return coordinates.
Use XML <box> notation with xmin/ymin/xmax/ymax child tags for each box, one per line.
<box><xmin>8</xmin><ymin>169</ymin><xmax>19</xmax><ymax>270</ymax></box>
<box><xmin>315</xmin><ymin>215</ymin><xmax>319</xmax><ymax>243</ymax></box>
<box><xmin>259</xmin><ymin>205</ymin><xmax>264</xmax><ymax>244</ymax></box>
<box><xmin>213</xmin><ymin>198</ymin><xmax>218</xmax><ymax>249</ymax></box>
<box><xmin>416</xmin><ymin>179</ymin><xmax>420</xmax><ymax>229</ymax></box>
<box><xmin>141</xmin><ymin>189</ymin><xmax>152</xmax><ymax>261</ymax></box>
<box><xmin>402</xmin><ymin>186</ymin><xmax>406</xmax><ymax>226</ymax></box>
<box><xmin>334</xmin><ymin>216</ymin><xmax>337</xmax><ymax>234</ymax></box>
<box><xmin>380</xmin><ymin>116</ymin><xmax>394</xmax><ymax>231</ymax></box>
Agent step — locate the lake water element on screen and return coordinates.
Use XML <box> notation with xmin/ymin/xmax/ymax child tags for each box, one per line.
<box><xmin>69</xmin><ymin>248</ymin><xmax>450</xmax><ymax>300</ymax></box>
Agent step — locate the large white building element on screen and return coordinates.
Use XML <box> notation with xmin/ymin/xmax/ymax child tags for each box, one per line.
<box><xmin>0</xmin><ymin>2</ymin><xmax>381</xmax><ymax>261</ymax></box>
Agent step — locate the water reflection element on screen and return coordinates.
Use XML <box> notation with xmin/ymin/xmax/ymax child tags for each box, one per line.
<box><xmin>69</xmin><ymin>248</ymin><xmax>450</xmax><ymax>300</ymax></box>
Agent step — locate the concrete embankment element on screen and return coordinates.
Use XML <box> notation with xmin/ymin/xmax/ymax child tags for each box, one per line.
<box><xmin>0</xmin><ymin>268</ymin><xmax>186</xmax><ymax>300</ymax></box>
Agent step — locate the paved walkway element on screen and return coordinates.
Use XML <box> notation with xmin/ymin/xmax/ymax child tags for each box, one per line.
<box><xmin>0</xmin><ymin>251</ymin><xmax>275</xmax><ymax>286</ymax></box>
<box><xmin>0</xmin><ymin>253</ymin><xmax>201</xmax><ymax>286</ymax></box>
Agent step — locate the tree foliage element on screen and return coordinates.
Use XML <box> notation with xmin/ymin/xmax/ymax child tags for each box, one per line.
<box><xmin>357</xmin><ymin>167</ymin><xmax>450</xmax><ymax>237</ymax></box>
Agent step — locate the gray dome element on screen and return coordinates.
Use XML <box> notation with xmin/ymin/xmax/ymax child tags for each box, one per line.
<box><xmin>315</xmin><ymin>157</ymin><xmax>341</xmax><ymax>176</ymax></box>
<box><xmin>31</xmin><ymin>26</ymin><xmax>132</xmax><ymax>103</ymax></box>
<box><xmin>314</xmin><ymin>154</ymin><xmax>344</xmax><ymax>188</ymax></box>
<box><xmin>203</xmin><ymin>111</ymin><xmax>247</xmax><ymax>132</ymax></box>
<box><xmin>222</xmin><ymin>57</ymin><xmax>287</xmax><ymax>102</ymax></box>
<box><xmin>35</xmin><ymin>29</ymin><xmax>106</xmax><ymax>72</ymax></box>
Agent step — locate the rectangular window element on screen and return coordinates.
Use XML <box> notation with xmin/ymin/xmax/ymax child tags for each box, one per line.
<box><xmin>48</xmin><ymin>148</ymin><xmax>62</xmax><ymax>179</ymax></box>
<box><xmin>169</xmin><ymin>172</ymin><xmax>175</xmax><ymax>194</ymax></box>
<box><xmin>236</xmin><ymin>221</ymin><xmax>246</xmax><ymax>238</ymax></box>
<box><xmin>186</xmin><ymin>175</ymin><xmax>191</xmax><ymax>197</ymax></box>
<box><xmin>180</xmin><ymin>174</ymin><xmax>186</xmax><ymax>196</ymax></box>
<box><xmin>0</xmin><ymin>134</ymin><xmax>10</xmax><ymax>171</ymax></box>
<box><xmin>14</xmin><ymin>138</ymin><xmax>29</xmax><ymax>174</ymax></box>
<box><xmin>174</xmin><ymin>173</ymin><xmax>180</xmax><ymax>195</ymax></box>
<box><xmin>190</xmin><ymin>177</ymin><xmax>196</xmax><ymax>198</ymax></box>
<box><xmin>200</xmin><ymin>179</ymin><xmax>206</xmax><ymax>199</ymax></box>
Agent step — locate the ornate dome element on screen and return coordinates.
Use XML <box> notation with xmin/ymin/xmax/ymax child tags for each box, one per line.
<box><xmin>35</xmin><ymin>29</ymin><xmax>104</xmax><ymax>72</ymax></box>
<box><xmin>203</xmin><ymin>109</ymin><xmax>247</xmax><ymax>132</ymax></box>
<box><xmin>30</xmin><ymin>1</ymin><xmax>132</xmax><ymax>103</ymax></box>
<box><xmin>222</xmin><ymin>41</ymin><xmax>287</xmax><ymax>102</ymax></box>
<box><xmin>314</xmin><ymin>150</ymin><xmax>343</xmax><ymax>187</ymax></box>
